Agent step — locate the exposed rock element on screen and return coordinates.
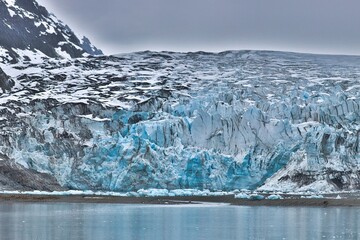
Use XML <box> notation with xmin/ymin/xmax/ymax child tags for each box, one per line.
<box><xmin>0</xmin><ymin>67</ymin><xmax>14</xmax><ymax>92</ymax></box>
<box><xmin>0</xmin><ymin>155</ymin><xmax>66</xmax><ymax>191</ymax></box>
<box><xmin>0</xmin><ymin>0</ymin><xmax>102</xmax><ymax>63</ymax></box>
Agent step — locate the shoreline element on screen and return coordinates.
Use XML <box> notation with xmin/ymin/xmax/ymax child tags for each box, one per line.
<box><xmin>1</xmin><ymin>194</ymin><xmax>360</xmax><ymax>207</ymax></box>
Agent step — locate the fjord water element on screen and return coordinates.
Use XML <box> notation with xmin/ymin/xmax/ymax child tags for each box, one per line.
<box><xmin>0</xmin><ymin>203</ymin><xmax>359</xmax><ymax>240</ymax></box>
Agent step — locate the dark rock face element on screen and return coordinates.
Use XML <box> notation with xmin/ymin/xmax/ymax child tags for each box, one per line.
<box><xmin>81</xmin><ymin>36</ymin><xmax>104</xmax><ymax>56</ymax></box>
<box><xmin>0</xmin><ymin>67</ymin><xmax>14</xmax><ymax>92</ymax></box>
<box><xmin>0</xmin><ymin>155</ymin><xmax>66</xmax><ymax>191</ymax></box>
<box><xmin>0</xmin><ymin>0</ymin><xmax>102</xmax><ymax>63</ymax></box>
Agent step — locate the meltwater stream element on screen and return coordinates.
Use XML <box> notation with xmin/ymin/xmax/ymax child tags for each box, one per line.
<box><xmin>0</xmin><ymin>203</ymin><xmax>359</xmax><ymax>240</ymax></box>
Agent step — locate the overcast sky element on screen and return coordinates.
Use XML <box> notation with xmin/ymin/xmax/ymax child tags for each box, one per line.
<box><xmin>36</xmin><ymin>0</ymin><xmax>360</xmax><ymax>55</ymax></box>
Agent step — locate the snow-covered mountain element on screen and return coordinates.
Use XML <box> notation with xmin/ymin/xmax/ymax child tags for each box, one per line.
<box><xmin>0</xmin><ymin>50</ymin><xmax>359</xmax><ymax>193</ymax></box>
<box><xmin>0</xmin><ymin>0</ymin><xmax>102</xmax><ymax>63</ymax></box>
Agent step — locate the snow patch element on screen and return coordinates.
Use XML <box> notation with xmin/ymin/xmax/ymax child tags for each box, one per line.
<box><xmin>55</xmin><ymin>47</ymin><xmax>72</xmax><ymax>59</ymax></box>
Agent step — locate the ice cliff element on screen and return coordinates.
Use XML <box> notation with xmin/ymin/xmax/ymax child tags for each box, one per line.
<box><xmin>0</xmin><ymin>50</ymin><xmax>359</xmax><ymax>192</ymax></box>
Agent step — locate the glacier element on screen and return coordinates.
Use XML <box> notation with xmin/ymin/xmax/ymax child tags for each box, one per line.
<box><xmin>0</xmin><ymin>50</ymin><xmax>360</xmax><ymax>192</ymax></box>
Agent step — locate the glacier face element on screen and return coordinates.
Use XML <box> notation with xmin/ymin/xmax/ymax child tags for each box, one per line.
<box><xmin>0</xmin><ymin>50</ymin><xmax>360</xmax><ymax>192</ymax></box>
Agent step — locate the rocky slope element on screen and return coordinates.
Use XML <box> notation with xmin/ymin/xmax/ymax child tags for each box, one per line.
<box><xmin>0</xmin><ymin>0</ymin><xmax>102</xmax><ymax>63</ymax></box>
<box><xmin>0</xmin><ymin>50</ymin><xmax>359</xmax><ymax>193</ymax></box>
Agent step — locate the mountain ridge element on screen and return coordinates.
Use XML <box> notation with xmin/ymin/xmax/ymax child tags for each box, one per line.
<box><xmin>0</xmin><ymin>0</ymin><xmax>102</xmax><ymax>63</ymax></box>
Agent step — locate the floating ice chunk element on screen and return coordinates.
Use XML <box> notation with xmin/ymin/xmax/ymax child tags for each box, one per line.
<box><xmin>125</xmin><ymin>192</ymin><xmax>140</xmax><ymax>197</ymax></box>
<box><xmin>137</xmin><ymin>188</ymin><xmax>169</xmax><ymax>197</ymax></box>
<box><xmin>266</xmin><ymin>194</ymin><xmax>283</xmax><ymax>200</ymax></box>
<box><xmin>234</xmin><ymin>193</ymin><xmax>250</xmax><ymax>199</ymax></box>
<box><xmin>211</xmin><ymin>191</ymin><xmax>230</xmax><ymax>196</ymax></box>
<box><xmin>249</xmin><ymin>194</ymin><xmax>265</xmax><ymax>200</ymax></box>
<box><xmin>302</xmin><ymin>195</ymin><xmax>324</xmax><ymax>199</ymax></box>
<box><xmin>170</xmin><ymin>189</ymin><xmax>199</xmax><ymax>196</ymax></box>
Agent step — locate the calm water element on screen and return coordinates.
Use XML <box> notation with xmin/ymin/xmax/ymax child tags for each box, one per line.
<box><xmin>0</xmin><ymin>202</ymin><xmax>359</xmax><ymax>240</ymax></box>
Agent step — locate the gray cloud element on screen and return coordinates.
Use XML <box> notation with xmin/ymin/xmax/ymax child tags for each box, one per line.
<box><xmin>37</xmin><ymin>0</ymin><xmax>360</xmax><ymax>55</ymax></box>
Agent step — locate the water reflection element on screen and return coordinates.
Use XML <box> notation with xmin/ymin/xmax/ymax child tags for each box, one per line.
<box><xmin>0</xmin><ymin>202</ymin><xmax>359</xmax><ymax>240</ymax></box>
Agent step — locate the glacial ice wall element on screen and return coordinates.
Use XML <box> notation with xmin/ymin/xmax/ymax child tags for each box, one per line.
<box><xmin>0</xmin><ymin>50</ymin><xmax>360</xmax><ymax>192</ymax></box>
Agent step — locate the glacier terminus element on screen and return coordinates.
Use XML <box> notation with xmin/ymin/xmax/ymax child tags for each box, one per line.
<box><xmin>0</xmin><ymin>50</ymin><xmax>359</xmax><ymax>193</ymax></box>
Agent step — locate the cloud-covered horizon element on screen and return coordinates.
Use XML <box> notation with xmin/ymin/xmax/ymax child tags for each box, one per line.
<box><xmin>37</xmin><ymin>0</ymin><xmax>360</xmax><ymax>55</ymax></box>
